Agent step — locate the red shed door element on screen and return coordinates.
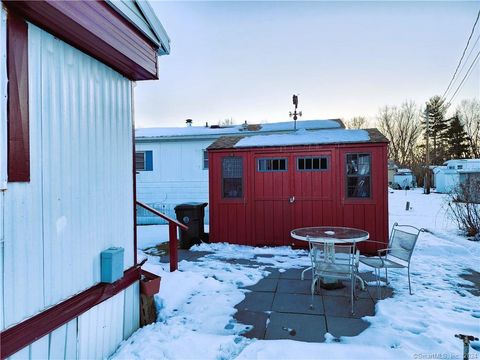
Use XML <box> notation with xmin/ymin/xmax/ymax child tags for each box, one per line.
<box><xmin>253</xmin><ymin>155</ymin><xmax>293</xmax><ymax>246</ymax></box>
<box><xmin>291</xmin><ymin>152</ymin><xmax>334</xmax><ymax>246</ymax></box>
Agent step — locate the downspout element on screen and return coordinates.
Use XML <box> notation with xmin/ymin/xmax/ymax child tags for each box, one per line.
<box><xmin>0</xmin><ymin>5</ymin><xmax>7</xmax><ymax>331</ymax></box>
<box><xmin>132</xmin><ymin>81</ymin><xmax>137</xmax><ymax>266</ymax></box>
<box><xmin>0</xmin><ymin>191</ymin><xmax>5</xmax><ymax>329</ymax></box>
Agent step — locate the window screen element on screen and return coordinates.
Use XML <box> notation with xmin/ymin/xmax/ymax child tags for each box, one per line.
<box><xmin>136</xmin><ymin>152</ymin><xmax>146</xmax><ymax>171</ymax></box>
<box><xmin>346</xmin><ymin>153</ymin><xmax>371</xmax><ymax>198</ymax></box>
<box><xmin>297</xmin><ymin>156</ymin><xmax>328</xmax><ymax>171</ymax></box>
<box><xmin>222</xmin><ymin>157</ymin><xmax>243</xmax><ymax>198</ymax></box>
<box><xmin>257</xmin><ymin>158</ymin><xmax>288</xmax><ymax>172</ymax></box>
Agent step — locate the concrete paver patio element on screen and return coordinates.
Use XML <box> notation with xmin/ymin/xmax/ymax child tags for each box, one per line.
<box><xmin>156</xmin><ymin>248</ymin><xmax>393</xmax><ymax>343</ymax></box>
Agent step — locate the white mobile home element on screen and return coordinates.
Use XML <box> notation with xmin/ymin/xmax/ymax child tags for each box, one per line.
<box><xmin>433</xmin><ymin>159</ymin><xmax>480</xmax><ymax>193</ymax></box>
<box><xmin>135</xmin><ymin>119</ymin><xmax>344</xmax><ymax>224</ymax></box>
<box><xmin>0</xmin><ymin>1</ymin><xmax>169</xmax><ymax>358</ymax></box>
<box><xmin>392</xmin><ymin>168</ymin><xmax>416</xmax><ymax>189</ymax></box>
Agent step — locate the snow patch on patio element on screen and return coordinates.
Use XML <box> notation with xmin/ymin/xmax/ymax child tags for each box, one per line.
<box><xmin>112</xmin><ymin>189</ymin><xmax>479</xmax><ymax>359</ymax></box>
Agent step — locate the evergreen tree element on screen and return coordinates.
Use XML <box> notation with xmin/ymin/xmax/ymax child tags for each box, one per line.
<box><xmin>446</xmin><ymin>114</ymin><xmax>470</xmax><ymax>159</ymax></box>
<box><xmin>423</xmin><ymin>96</ymin><xmax>449</xmax><ymax>164</ymax></box>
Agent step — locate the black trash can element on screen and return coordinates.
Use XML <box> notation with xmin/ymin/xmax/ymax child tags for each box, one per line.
<box><xmin>174</xmin><ymin>202</ymin><xmax>208</xmax><ymax>249</ymax></box>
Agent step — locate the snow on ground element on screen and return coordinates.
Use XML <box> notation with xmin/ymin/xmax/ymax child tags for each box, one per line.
<box><xmin>138</xmin><ymin>225</ymin><xmax>209</xmax><ymax>249</ymax></box>
<box><xmin>137</xmin><ymin>225</ymin><xmax>170</xmax><ymax>249</ymax></box>
<box><xmin>113</xmin><ymin>189</ymin><xmax>479</xmax><ymax>360</ymax></box>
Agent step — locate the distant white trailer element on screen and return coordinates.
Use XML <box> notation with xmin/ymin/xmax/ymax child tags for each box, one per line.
<box><xmin>392</xmin><ymin>168</ymin><xmax>415</xmax><ymax>189</ymax></box>
<box><xmin>433</xmin><ymin>159</ymin><xmax>480</xmax><ymax>193</ymax></box>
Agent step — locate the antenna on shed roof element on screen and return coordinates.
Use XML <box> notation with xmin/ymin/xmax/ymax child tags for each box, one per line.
<box><xmin>289</xmin><ymin>94</ymin><xmax>302</xmax><ymax>130</ymax></box>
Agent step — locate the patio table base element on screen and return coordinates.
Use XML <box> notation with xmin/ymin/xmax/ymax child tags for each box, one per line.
<box><xmin>320</xmin><ymin>279</ymin><xmax>345</xmax><ymax>290</ymax></box>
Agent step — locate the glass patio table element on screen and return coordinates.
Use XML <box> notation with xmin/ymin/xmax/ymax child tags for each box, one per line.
<box><xmin>290</xmin><ymin>226</ymin><xmax>369</xmax><ymax>289</ymax></box>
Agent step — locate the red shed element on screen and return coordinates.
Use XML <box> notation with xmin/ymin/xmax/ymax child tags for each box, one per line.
<box><xmin>207</xmin><ymin>127</ymin><xmax>389</xmax><ymax>255</ymax></box>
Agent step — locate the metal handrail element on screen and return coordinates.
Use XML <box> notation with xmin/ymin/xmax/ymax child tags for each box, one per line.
<box><xmin>136</xmin><ymin>201</ymin><xmax>188</xmax><ymax>230</ymax></box>
<box><xmin>136</xmin><ymin>200</ymin><xmax>188</xmax><ymax>272</ymax></box>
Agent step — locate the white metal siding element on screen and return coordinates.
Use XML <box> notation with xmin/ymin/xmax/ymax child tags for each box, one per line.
<box><xmin>7</xmin><ymin>319</ymin><xmax>77</xmax><ymax>360</ymax></box>
<box><xmin>2</xmin><ymin>23</ymin><xmax>134</xmax><ymax>328</ymax></box>
<box><xmin>136</xmin><ymin>140</ymin><xmax>212</xmax><ymax>224</ymax></box>
<box><xmin>7</xmin><ymin>281</ymin><xmax>139</xmax><ymax>360</ymax></box>
<box><xmin>123</xmin><ymin>280</ymin><xmax>140</xmax><ymax>339</ymax></box>
<box><xmin>3</xmin><ymin>23</ymin><xmax>45</xmax><ymax>328</ymax></box>
<box><xmin>78</xmin><ymin>290</ymin><xmax>125</xmax><ymax>360</ymax></box>
<box><xmin>0</xmin><ymin>6</ymin><xmax>5</xmax><ymax>331</ymax></box>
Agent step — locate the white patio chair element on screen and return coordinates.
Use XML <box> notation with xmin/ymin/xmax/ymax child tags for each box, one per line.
<box><xmin>309</xmin><ymin>240</ymin><xmax>358</xmax><ymax>314</ymax></box>
<box><xmin>359</xmin><ymin>223</ymin><xmax>424</xmax><ymax>298</ymax></box>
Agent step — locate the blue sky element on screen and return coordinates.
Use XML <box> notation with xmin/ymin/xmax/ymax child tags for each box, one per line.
<box><xmin>136</xmin><ymin>1</ymin><xmax>480</xmax><ymax>128</ymax></box>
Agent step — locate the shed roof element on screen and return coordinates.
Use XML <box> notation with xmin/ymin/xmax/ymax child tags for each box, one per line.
<box><xmin>135</xmin><ymin>119</ymin><xmax>344</xmax><ymax>140</ymax></box>
<box><xmin>208</xmin><ymin>128</ymin><xmax>388</xmax><ymax>150</ymax></box>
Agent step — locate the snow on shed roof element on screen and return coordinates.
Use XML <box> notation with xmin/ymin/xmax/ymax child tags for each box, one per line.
<box><xmin>135</xmin><ymin>119</ymin><xmax>344</xmax><ymax>140</ymax></box>
<box><xmin>208</xmin><ymin>128</ymin><xmax>388</xmax><ymax>150</ymax></box>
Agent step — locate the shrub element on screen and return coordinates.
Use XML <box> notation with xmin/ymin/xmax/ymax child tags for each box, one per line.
<box><xmin>447</xmin><ymin>177</ymin><xmax>480</xmax><ymax>238</ymax></box>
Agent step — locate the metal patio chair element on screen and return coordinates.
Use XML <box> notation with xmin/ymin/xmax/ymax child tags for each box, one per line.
<box><xmin>309</xmin><ymin>240</ymin><xmax>358</xmax><ymax>314</ymax></box>
<box><xmin>359</xmin><ymin>223</ymin><xmax>424</xmax><ymax>298</ymax></box>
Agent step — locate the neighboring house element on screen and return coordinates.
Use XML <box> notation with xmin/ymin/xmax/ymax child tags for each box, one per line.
<box><xmin>0</xmin><ymin>1</ymin><xmax>169</xmax><ymax>359</ymax></box>
<box><xmin>207</xmin><ymin>128</ymin><xmax>389</xmax><ymax>255</ymax></box>
<box><xmin>433</xmin><ymin>159</ymin><xmax>480</xmax><ymax>193</ymax></box>
<box><xmin>135</xmin><ymin>119</ymin><xmax>344</xmax><ymax>224</ymax></box>
<box><xmin>392</xmin><ymin>168</ymin><xmax>416</xmax><ymax>190</ymax></box>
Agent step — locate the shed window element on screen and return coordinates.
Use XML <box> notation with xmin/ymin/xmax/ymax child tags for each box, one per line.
<box><xmin>222</xmin><ymin>157</ymin><xmax>243</xmax><ymax>198</ymax></box>
<box><xmin>346</xmin><ymin>153</ymin><xmax>371</xmax><ymax>198</ymax></box>
<box><xmin>258</xmin><ymin>158</ymin><xmax>287</xmax><ymax>172</ymax></box>
<box><xmin>136</xmin><ymin>151</ymin><xmax>153</xmax><ymax>171</ymax></box>
<box><xmin>297</xmin><ymin>156</ymin><xmax>328</xmax><ymax>171</ymax></box>
<box><xmin>203</xmin><ymin>150</ymin><xmax>209</xmax><ymax>170</ymax></box>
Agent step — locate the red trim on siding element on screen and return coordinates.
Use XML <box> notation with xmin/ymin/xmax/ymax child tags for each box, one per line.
<box><xmin>6</xmin><ymin>10</ymin><xmax>29</xmax><ymax>182</ymax></box>
<box><xmin>0</xmin><ymin>266</ymin><xmax>141</xmax><ymax>359</ymax></box>
<box><xmin>3</xmin><ymin>1</ymin><xmax>159</xmax><ymax>80</ymax></box>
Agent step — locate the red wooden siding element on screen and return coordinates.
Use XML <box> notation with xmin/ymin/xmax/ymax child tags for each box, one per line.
<box><xmin>7</xmin><ymin>10</ymin><xmax>29</xmax><ymax>182</ymax></box>
<box><xmin>209</xmin><ymin>143</ymin><xmax>389</xmax><ymax>254</ymax></box>
<box><xmin>4</xmin><ymin>0</ymin><xmax>159</xmax><ymax>80</ymax></box>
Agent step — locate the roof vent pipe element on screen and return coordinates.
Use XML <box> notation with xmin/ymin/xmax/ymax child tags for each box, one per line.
<box><xmin>186</xmin><ymin>119</ymin><xmax>193</xmax><ymax>127</ymax></box>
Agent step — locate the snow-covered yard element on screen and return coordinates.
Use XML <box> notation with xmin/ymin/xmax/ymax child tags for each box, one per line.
<box><xmin>113</xmin><ymin>189</ymin><xmax>479</xmax><ymax>359</ymax></box>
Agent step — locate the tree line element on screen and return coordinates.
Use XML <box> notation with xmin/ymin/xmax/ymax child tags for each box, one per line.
<box><xmin>345</xmin><ymin>97</ymin><xmax>480</xmax><ymax>184</ymax></box>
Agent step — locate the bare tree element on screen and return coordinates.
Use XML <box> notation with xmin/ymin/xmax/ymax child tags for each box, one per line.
<box><xmin>219</xmin><ymin>117</ymin><xmax>235</xmax><ymax>126</ymax></box>
<box><xmin>345</xmin><ymin>116</ymin><xmax>368</xmax><ymax>129</ymax></box>
<box><xmin>457</xmin><ymin>99</ymin><xmax>480</xmax><ymax>158</ymax></box>
<box><xmin>376</xmin><ymin>101</ymin><xmax>423</xmax><ymax>166</ymax></box>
